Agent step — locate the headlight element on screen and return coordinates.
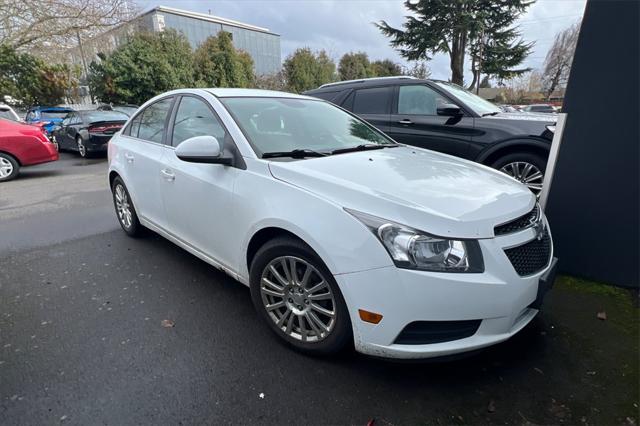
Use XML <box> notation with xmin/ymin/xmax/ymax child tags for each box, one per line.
<box><xmin>346</xmin><ymin>209</ymin><xmax>484</xmax><ymax>273</ymax></box>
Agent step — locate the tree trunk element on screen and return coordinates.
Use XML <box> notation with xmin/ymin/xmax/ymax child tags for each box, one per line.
<box><xmin>450</xmin><ymin>31</ymin><xmax>466</xmax><ymax>85</ymax></box>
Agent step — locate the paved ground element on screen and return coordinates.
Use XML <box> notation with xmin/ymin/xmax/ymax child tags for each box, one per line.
<box><xmin>1</xmin><ymin>154</ymin><xmax>638</xmax><ymax>425</ymax></box>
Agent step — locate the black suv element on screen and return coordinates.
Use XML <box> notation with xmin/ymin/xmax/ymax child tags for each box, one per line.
<box><xmin>304</xmin><ymin>77</ymin><xmax>556</xmax><ymax>195</ymax></box>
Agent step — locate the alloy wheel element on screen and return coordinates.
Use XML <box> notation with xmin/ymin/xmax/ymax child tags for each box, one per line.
<box><xmin>0</xmin><ymin>157</ymin><xmax>14</xmax><ymax>178</ymax></box>
<box><xmin>77</xmin><ymin>138</ymin><xmax>86</xmax><ymax>157</ymax></box>
<box><xmin>260</xmin><ymin>256</ymin><xmax>337</xmax><ymax>343</ymax></box>
<box><xmin>114</xmin><ymin>184</ymin><xmax>133</xmax><ymax>229</ymax></box>
<box><xmin>500</xmin><ymin>161</ymin><xmax>544</xmax><ymax>195</ymax></box>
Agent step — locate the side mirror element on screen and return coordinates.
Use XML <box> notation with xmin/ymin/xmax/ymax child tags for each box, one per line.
<box><xmin>437</xmin><ymin>104</ymin><xmax>463</xmax><ymax>117</ymax></box>
<box><xmin>175</xmin><ymin>135</ymin><xmax>232</xmax><ymax>165</ymax></box>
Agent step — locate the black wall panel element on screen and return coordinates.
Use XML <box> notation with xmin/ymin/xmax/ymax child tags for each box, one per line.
<box><xmin>546</xmin><ymin>0</ymin><xmax>639</xmax><ymax>287</ymax></box>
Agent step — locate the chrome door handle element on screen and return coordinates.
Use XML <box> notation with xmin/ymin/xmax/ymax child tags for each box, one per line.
<box><xmin>398</xmin><ymin>119</ymin><xmax>414</xmax><ymax>125</ymax></box>
<box><xmin>160</xmin><ymin>169</ymin><xmax>175</xmax><ymax>182</ymax></box>
<box><xmin>124</xmin><ymin>153</ymin><xmax>134</xmax><ymax>163</ymax></box>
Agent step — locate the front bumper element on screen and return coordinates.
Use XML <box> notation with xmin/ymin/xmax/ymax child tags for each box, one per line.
<box><xmin>335</xmin><ymin>226</ymin><xmax>556</xmax><ymax>359</ymax></box>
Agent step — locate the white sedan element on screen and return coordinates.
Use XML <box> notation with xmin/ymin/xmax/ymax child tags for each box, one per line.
<box><xmin>108</xmin><ymin>89</ymin><xmax>557</xmax><ymax>359</ymax></box>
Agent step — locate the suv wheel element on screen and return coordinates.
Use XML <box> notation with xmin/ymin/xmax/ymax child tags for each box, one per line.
<box><xmin>0</xmin><ymin>153</ymin><xmax>19</xmax><ymax>182</ymax></box>
<box><xmin>492</xmin><ymin>152</ymin><xmax>546</xmax><ymax>196</ymax></box>
<box><xmin>111</xmin><ymin>177</ymin><xmax>143</xmax><ymax>237</ymax></box>
<box><xmin>249</xmin><ymin>236</ymin><xmax>352</xmax><ymax>355</ymax></box>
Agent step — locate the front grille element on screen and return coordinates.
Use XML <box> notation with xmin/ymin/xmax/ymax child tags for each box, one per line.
<box><xmin>495</xmin><ymin>205</ymin><xmax>540</xmax><ymax>236</ymax></box>
<box><xmin>504</xmin><ymin>230</ymin><xmax>552</xmax><ymax>276</ymax></box>
<box><xmin>394</xmin><ymin>320</ymin><xmax>481</xmax><ymax>345</ymax></box>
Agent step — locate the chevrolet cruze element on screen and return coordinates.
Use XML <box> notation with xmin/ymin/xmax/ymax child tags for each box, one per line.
<box><xmin>108</xmin><ymin>89</ymin><xmax>557</xmax><ymax>359</ymax></box>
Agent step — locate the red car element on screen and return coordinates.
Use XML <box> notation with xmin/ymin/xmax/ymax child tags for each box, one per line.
<box><xmin>0</xmin><ymin>117</ymin><xmax>59</xmax><ymax>182</ymax></box>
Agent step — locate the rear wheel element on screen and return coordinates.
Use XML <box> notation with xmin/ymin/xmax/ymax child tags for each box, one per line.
<box><xmin>249</xmin><ymin>236</ymin><xmax>352</xmax><ymax>355</ymax></box>
<box><xmin>492</xmin><ymin>152</ymin><xmax>546</xmax><ymax>196</ymax></box>
<box><xmin>111</xmin><ymin>177</ymin><xmax>143</xmax><ymax>237</ymax></box>
<box><xmin>0</xmin><ymin>153</ymin><xmax>19</xmax><ymax>182</ymax></box>
<box><xmin>77</xmin><ymin>136</ymin><xmax>88</xmax><ymax>158</ymax></box>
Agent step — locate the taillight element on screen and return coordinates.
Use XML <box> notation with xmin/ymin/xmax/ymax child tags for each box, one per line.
<box><xmin>89</xmin><ymin>124</ymin><xmax>123</xmax><ymax>134</ymax></box>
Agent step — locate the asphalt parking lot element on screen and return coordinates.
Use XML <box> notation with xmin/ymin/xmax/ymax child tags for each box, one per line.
<box><xmin>1</xmin><ymin>153</ymin><xmax>638</xmax><ymax>425</ymax></box>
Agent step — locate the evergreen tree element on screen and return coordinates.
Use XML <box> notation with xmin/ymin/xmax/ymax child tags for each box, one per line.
<box><xmin>338</xmin><ymin>52</ymin><xmax>372</xmax><ymax>80</ymax></box>
<box><xmin>283</xmin><ymin>48</ymin><xmax>336</xmax><ymax>93</ymax></box>
<box><xmin>89</xmin><ymin>30</ymin><xmax>194</xmax><ymax>105</ymax></box>
<box><xmin>194</xmin><ymin>32</ymin><xmax>255</xmax><ymax>88</ymax></box>
<box><xmin>371</xmin><ymin>59</ymin><xmax>402</xmax><ymax>77</ymax></box>
<box><xmin>377</xmin><ymin>0</ymin><xmax>533</xmax><ymax>86</ymax></box>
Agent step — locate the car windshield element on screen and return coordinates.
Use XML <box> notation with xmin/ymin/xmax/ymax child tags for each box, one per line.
<box><xmin>41</xmin><ymin>111</ymin><xmax>71</xmax><ymax>119</ymax></box>
<box><xmin>220</xmin><ymin>97</ymin><xmax>396</xmax><ymax>157</ymax></box>
<box><xmin>434</xmin><ymin>82</ymin><xmax>501</xmax><ymax>116</ymax></box>
<box><xmin>84</xmin><ymin>111</ymin><xmax>129</xmax><ymax>122</ymax></box>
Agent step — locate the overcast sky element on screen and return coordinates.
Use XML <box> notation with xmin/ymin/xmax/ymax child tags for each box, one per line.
<box><xmin>137</xmin><ymin>0</ymin><xmax>586</xmax><ymax>82</ymax></box>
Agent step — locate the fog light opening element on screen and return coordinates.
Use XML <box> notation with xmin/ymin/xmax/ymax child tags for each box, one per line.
<box><xmin>358</xmin><ymin>309</ymin><xmax>383</xmax><ymax>324</ymax></box>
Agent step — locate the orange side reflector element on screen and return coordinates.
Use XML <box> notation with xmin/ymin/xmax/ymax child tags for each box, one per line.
<box><xmin>358</xmin><ymin>309</ymin><xmax>383</xmax><ymax>324</ymax></box>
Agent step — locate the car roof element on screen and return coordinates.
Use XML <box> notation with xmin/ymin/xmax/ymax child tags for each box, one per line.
<box><xmin>303</xmin><ymin>77</ymin><xmax>442</xmax><ymax>94</ymax></box>
<box><xmin>32</xmin><ymin>106</ymin><xmax>74</xmax><ymax>112</ymax></box>
<box><xmin>205</xmin><ymin>88</ymin><xmax>315</xmax><ymax>100</ymax></box>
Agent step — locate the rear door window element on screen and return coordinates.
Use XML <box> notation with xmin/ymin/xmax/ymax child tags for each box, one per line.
<box><xmin>352</xmin><ymin>87</ymin><xmax>392</xmax><ymax>114</ymax></box>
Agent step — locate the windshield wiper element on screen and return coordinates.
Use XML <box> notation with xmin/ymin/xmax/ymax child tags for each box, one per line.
<box><xmin>262</xmin><ymin>149</ymin><xmax>328</xmax><ymax>159</ymax></box>
<box><xmin>481</xmin><ymin>112</ymin><xmax>500</xmax><ymax>117</ymax></box>
<box><xmin>330</xmin><ymin>144</ymin><xmax>398</xmax><ymax>155</ymax></box>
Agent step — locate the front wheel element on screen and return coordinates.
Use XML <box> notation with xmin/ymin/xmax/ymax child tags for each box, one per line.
<box><xmin>250</xmin><ymin>237</ymin><xmax>352</xmax><ymax>355</ymax></box>
<box><xmin>0</xmin><ymin>153</ymin><xmax>19</xmax><ymax>182</ymax></box>
<box><xmin>111</xmin><ymin>177</ymin><xmax>143</xmax><ymax>237</ymax></box>
<box><xmin>492</xmin><ymin>152</ymin><xmax>547</xmax><ymax>196</ymax></box>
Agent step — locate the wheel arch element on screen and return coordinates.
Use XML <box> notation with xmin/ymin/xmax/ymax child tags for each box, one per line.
<box><xmin>0</xmin><ymin>150</ymin><xmax>22</xmax><ymax>166</ymax></box>
<box><xmin>246</xmin><ymin>226</ymin><xmax>309</xmax><ymax>272</ymax></box>
<box><xmin>108</xmin><ymin>170</ymin><xmax>120</xmax><ymax>188</ymax></box>
<box><xmin>477</xmin><ymin>138</ymin><xmax>550</xmax><ymax>167</ymax></box>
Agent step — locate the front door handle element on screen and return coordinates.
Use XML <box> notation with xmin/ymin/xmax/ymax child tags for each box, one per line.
<box><xmin>124</xmin><ymin>153</ymin><xmax>134</xmax><ymax>163</ymax></box>
<box><xmin>398</xmin><ymin>119</ymin><xmax>414</xmax><ymax>125</ymax></box>
<box><xmin>160</xmin><ymin>169</ymin><xmax>175</xmax><ymax>182</ymax></box>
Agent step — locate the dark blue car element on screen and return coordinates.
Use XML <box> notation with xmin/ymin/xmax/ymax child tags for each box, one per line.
<box><xmin>25</xmin><ymin>106</ymin><xmax>75</xmax><ymax>133</ymax></box>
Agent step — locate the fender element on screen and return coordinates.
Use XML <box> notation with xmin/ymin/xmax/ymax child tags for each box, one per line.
<box><xmin>476</xmin><ymin>137</ymin><xmax>551</xmax><ymax>164</ymax></box>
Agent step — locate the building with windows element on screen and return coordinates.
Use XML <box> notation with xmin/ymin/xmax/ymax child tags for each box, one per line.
<box><xmin>69</xmin><ymin>5</ymin><xmax>281</xmax><ymax>77</ymax></box>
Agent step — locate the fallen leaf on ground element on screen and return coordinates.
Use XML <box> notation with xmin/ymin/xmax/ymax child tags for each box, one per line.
<box><xmin>366</xmin><ymin>418</ymin><xmax>375</xmax><ymax>426</ymax></box>
<box><xmin>487</xmin><ymin>400</ymin><xmax>496</xmax><ymax>413</ymax></box>
<box><xmin>597</xmin><ymin>311</ymin><xmax>607</xmax><ymax>320</ymax></box>
<box><xmin>161</xmin><ymin>319</ymin><xmax>174</xmax><ymax>328</ymax></box>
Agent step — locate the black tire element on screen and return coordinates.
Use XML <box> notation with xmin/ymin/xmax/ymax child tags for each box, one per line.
<box><xmin>491</xmin><ymin>152</ymin><xmax>547</xmax><ymax>195</ymax></box>
<box><xmin>77</xmin><ymin>136</ymin><xmax>91</xmax><ymax>158</ymax></box>
<box><xmin>0</xmin><ymin>153</ymin><xmax>20</xmax><ymax>182</ymax></box>
<box><xmin>111</xmin><ymin>177</ymin><xmax>144</xmax><ymax>237</ymax></box>
<box><xmin>249</xmin><ymin>236</ymin><xmax>352</xmax><ymax>356</ymax></box>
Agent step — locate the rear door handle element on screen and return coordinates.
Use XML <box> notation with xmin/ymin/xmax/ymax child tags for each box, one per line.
<box><xmin>160</xmin><ymin>169</ymin><xmax>175</xmax><ymax>182</ymax></box>
<box><xmin>124</xmin><ymin>153</ymin><xmax>134</xmax><ymax>163</ymax></box>
<box><xmin>398</xmin><ymin>119</ymin><xmax>414</xmax><ymax>125</ymax></box>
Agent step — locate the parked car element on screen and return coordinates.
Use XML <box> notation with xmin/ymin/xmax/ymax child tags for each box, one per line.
<box><xmin>52</xmin><ymin>110</ymin><xmax>129</xmax><ymax>157</ymax></box>
<box><xmin>304</xmin><ymin>77</ymin><xmax>557</xmax><ymax>195</ymax></box>
<box><xmin>521</xmin><ymin>104</ymin><xmax>558</xmax><ymax>114</ymax></box>
<box><xmin>0</xmin><ymin>104</ymin><xmax>21</xmax><ymax>122</ymax></box>
<box><xmin>97</xmin><ymin>104</ymin><xmax>139</xmax><ymax>117</ymax></box>
<box><xmin>108</xmin><ymin>88</ymin><xmax>557</xmax><ymax>359</ymax></box>
<box><xmin>25</xmin><ymin>106</ymin><xmax>75</xmax><ymax>133</ymax></box>
<box><xmin>498</xmin><ymin>104</ymin><xmax>520</xmax><ymax>113</ymax></box>
<box><xmin>0</xmin><ymin>117</ymin><xmax>59</xmax><ymax>181</ymax></box>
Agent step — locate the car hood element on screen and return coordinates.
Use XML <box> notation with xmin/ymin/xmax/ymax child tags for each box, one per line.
<box><xmin>268</xmin><ymin>146</ymin><xmax>535</xmax><ymax>238</ymax></box>
<box><xmin>488</xmin><ymin>112</ymin><xmax>556</xmax><ymax>123</ymax></box>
